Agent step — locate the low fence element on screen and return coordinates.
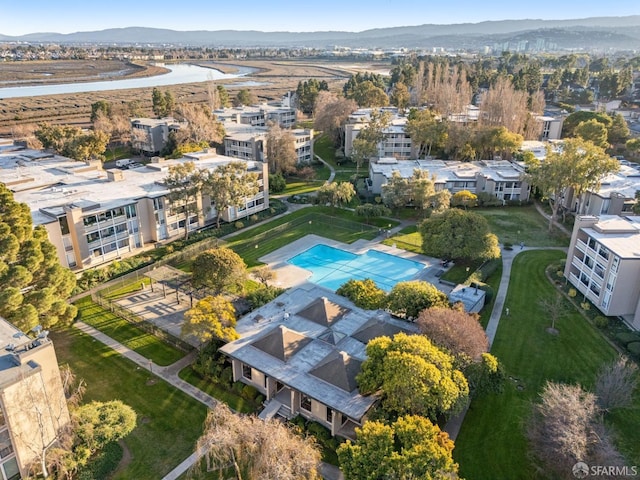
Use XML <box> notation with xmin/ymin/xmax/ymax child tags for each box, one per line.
<box><xmin>91</xmin><ymin>292</ymin><xmax>194</xmax><ymax>353</ymax></box>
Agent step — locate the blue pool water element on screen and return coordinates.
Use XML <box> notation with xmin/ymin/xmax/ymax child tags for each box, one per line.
<box><xmin>287</xmin><ymin>244</ymin><xmax>424</xmax><ymax>292</ymax></box>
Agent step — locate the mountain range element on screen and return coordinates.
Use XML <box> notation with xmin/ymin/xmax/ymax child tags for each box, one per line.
<box><xmin>2</xmin><ymin>16</ymin><xmax>640</xmax><ymax>51</ymax></box>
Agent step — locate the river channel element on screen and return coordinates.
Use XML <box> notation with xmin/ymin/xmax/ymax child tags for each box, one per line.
<box><xmin>0</xmin><ymin>63</ymin><xmax>261</xmax><ymax>99</ymax></box>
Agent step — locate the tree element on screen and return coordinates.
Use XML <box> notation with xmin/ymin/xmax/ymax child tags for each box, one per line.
<box><xmin>562</xmin><ymin>111</ymin><xmax>612</xmax><ymax>139</ymax></box>
<box><xmin>405</xmin><ymin>108</ymin><xmax>447</xmax><ymax>158</ymax></box>
<box><xmin>190</xmin><ymin>403</ymin><xmax>321</xmax><ymax>480</ymax></box>
<box><xmin>419</xmin><ymin>209</ymin><xmax>501</xmax><ymax>262</ymax></box>
<box><xmin>525</xmin><ymin>138</ymin><xmax>619</xmax><ymax>230</ymax></box>
<box><xmin>89</xmin><ymin>100</ymin><xmax>111</xmax><ymax>123</ymax></box>
<box><xmin>389</xmin><ymin>81</ymin><xmax>410</xmax><ymax>111</ymax></box>
<box><xmin>191</xmin><ymin>247</ymin><xmax>247</xmax><ymax>294</ymax></box>
<box><xmin>474</xmin><ymin>126</ymin><xmax>524</xmax><ymax>160</ymax></box>
<box><xmin>381</xmin><ymin>171</ymin><xmax>410</xmax><ymax>211</ymax></box>
<box><xmin>265</xmin><ymin>122</ymin><xmax>297</xmax><ymax>175</ymax></box>
<box><xmin>337</xmin><ymin>415</ymin><xmax>460</xmax><ymax>480</ymax></box>
<box><xmin>451</xmin><ymin>190</ymin><xmax>478</xmax><ymax>209</ymax></box>
<box><xmin>537</xmin><ymin>294</ymin><xmax>569</xmax><ymax>332</ymax></box>
<box><xmin>354</xmin><ymin>203</ymin><xmax>391</xmax><ymax>224</ymax></box>
<box><xmin>350</xmin><ymin>110</ymin><xmax>392</xmax><ymax>174</ymax></box>
<box><xmin>627</xmin><ymin>138</ymin><xmax>640</xmax><ymax>156</ymax></box>
<box><xmin>313</xmin><ymin>91</ymin><xmax>357</xmax><ymax>147</ymax></box>
<box><xmin>350</xmin><ymin>81</ymin><xmax>389</xmax><ymax>108</ymax></box>
<box><xmin>574</xmin><ymin>119</ymin><xmax>609</xmax><ymax>149</ymax></box>
<box><xmin>164</xmin><ymin>161</ymin><xmax>204</xmax><ymax>239</ymax></box>
<box><xmin>386</xmin><ymin>280</ymin><xmax>450</xmax><ymax>320</ymax></box>
<box><xmin>0</xmin><ymin>184</ymin><xmax>77</xmax><ymax>331</ymax></box>
<box><xmin>152</xmin><ymin>87</ymin><xmax>174</xmax><ymax>117</ymax></box>
<box><xmin>527</xmin><ymin>381</ymin><xmax>625</xmax><ymax>479</ymax></box>
<box><xmin>357</xmin><ymin>333</ymin><xmax>469</xmax><ymax>419</ymax></box>
<box><xmin>336</xmin><ymin>278</ymin><xmax>387</xmax><ymax>310</ymax></box>
<box><xmin>252</xmin><ymin>265</ymin><xmax>276</xmax><ymax>286</ymax></box>
<box><xmin>233</xmin><ymin>88</ymin><xmax>256</xmax><ymax>107</ymax></box>
<box><xmin>296</xmin><ymin>78</ymin><xmax>329</xmax><ymax>114</ymax></box>
<box><xmin>175</xmin><ymin>103</ymin><xmax>225</xmax><ymax>146</ymax></box>
<box><xmin>594</xmin><ymin>355</ymin><xmax>638</xmax><ymax>412</ymax></box>
<box><xmin>608</xmin><ymin>113</ymin><xmax>630</xmax><ymax>145</ymax></box>
<box><xmin>268</xmin><ymin>172</ymin><xmax>286</xmax><ymax>193</ymax></box>
<box><xmin>316</xmin><ymin>182</ymin><xmax>356</xmax><ymax>207</ymax></box>
<box><xmin>65</xmin><ymin>130</ymin><xmax>109</xmax><ymax>162</ymax></box>
<box><xmin>417</xmin><ymin>307</ymin><xmax>489</xmax><ymax>362</ymax></box>
<box><xmin>182</xmin><ymin>295</ymin><xmax>238</xmax><ymax>344</ymax></box>
<box><xmin>73</xmin><ymin>401</ymin><xmax>137</xmax><ymax>454</ymax></box>
<box><xmin>203</xmin><ymin>161</ymin><xmax>259</xmax><ymax>228</ymax></box>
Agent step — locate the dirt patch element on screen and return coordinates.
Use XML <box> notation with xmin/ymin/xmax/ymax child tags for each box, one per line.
<box><xmin>110</xmin><ymin>439</ymin><xmax>132</xmax><ymax>479</ymax></box>
<box><xmin>0</xmin><ymin>59</ymin><xmax>378</xmax><ymax>136</ymax></box>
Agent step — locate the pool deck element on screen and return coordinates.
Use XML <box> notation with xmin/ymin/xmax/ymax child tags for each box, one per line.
<box><xmin>259</xmin><ymin>234</ymin><xmax>453</xmax><ymax>293</ymax></box>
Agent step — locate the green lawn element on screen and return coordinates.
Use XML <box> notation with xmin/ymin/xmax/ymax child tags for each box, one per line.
<box><xmin>282</xmin><ymin>180</ymin><xmax>325</xmax><ymax>195</ymax></box>
<box><xmin>383</xmin><ymin>225</ymin><xmax>422</xmax><ymax>253</ymax></box>
<box><xmin>50</xmin><ymin>327</ymin><xmax>208</xmax><ymax>480</ymax></box>
<box><xmin>75</xmin><ymin>297</ymin><xmax>184</xmax><ymax>366</ymax></box>
<box><xmin>475</xmin><ymin>205</ymin><xmax>569</xmax><ymax>247</ymax></box>
<box><xmin>221</xmin><ymin>207</ymin><xmax>395</xmax><ymax>267</ymax></box>
<box><xmin>454</xmin><ymin>250</ymin><xmax>639</xmax><ymax>479</ymax></box>
<box><xmin>179</xmin><ymin>366</ymin><xmax>261</xmax><ymax>414</ymax></box>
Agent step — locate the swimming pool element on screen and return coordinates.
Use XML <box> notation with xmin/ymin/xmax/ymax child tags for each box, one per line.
<box><xmin>287</xmin><ymin>244</ymin><xmax>425</xmax><ymax>292</ymax></box>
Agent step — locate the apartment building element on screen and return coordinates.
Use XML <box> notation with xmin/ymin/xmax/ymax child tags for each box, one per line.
<box><xmin>561</xmin><ymin>163</ymin><xmax>640</xmax><ymax>217</ymax></box>
<box><xmin>0</xmin><ymin>147</ymin><xmax>268</xmax><ymax>271</ymax></box>
<box><xmin>130</xmin><ymin>117</ymin><xmax>185</xmax><ymax>155</ymax></box>
<box><xmin>219</xmin><ymin>284</ymin><xmax>418</xmax><ymax>439</ymax></box>
<box><xmin>344</xmin><ymin>108</ymin><xmax>415</xmax><ymax>160</ymax></box>
<box><xmin>369</xmin><ymin>158</ymin><xmax>530</xmax><ymax>202</ymax></box>
<box><xmin>564</xmin><ymin>215</ymin><xmax>640</xmax><ymax>331</ymax></box>
<box><xmin>214</xmin><ymin>104</ymin><xmax>297</xmax><ymax>129</ymax></box>
<box><xmin>223</xmin><ymin>123</ymin><xmax>314</xmax><ymax>165</ymax></box>
<box><xmin>0</xmin><ymin>318</ymin><xmax>70</xmax><ymax>479</ymax></box>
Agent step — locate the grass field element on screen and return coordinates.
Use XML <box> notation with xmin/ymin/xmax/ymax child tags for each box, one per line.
<box><xmin>50</xmin><ymin>327</ymin><xmax>207</xmax><ymax>480</ymax></box>
<box><xmin>475</xmin><ymin>205</ymin><xmax>570</xmax><ymax>247</ymax></box>
<box><xmin>219</xmin><ymin>207</ymin><xmax>394</xmax><ymax>267</ymax></box>
<box><xmin>75</xmin><ymin>296</ymin><xmax>184</xmax><ymax>366</ymax></box>
<box><xmin>454</xmin><ymin>250</ymin><xmax>639</xmax><ymax>478</ymax></box>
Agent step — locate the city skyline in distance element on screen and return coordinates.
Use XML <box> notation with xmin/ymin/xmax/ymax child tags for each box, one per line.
<box><xmin>2</xmin><ymin>0</ymin><xmax>640</xmax><ymax>37</ymax></box>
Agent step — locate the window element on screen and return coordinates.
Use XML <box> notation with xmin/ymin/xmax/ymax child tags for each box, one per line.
<box><xmin>1</xmin><ymin>458</ymin><xmax>19</xmax><ymax>480</ymax></box>
<box><xmin>301</xmin><ymin>395</ymin><xmax>312</xmax><ymax>411</ymax></box>
<box><xmin>0</xmin><ymin>431</ymin><xmax>13</xmax><ymax>458</ymax></box>
<box><xmin>58</xmin><ymin>216</ymin><xmax>70</xmax><ymax>235</ymax></box>
<box><xmin>242</xmin><ymin>364</ymin><xmax>252</xmax><ymax>380</ymax></box>
<box><xmin>326</xmin><ymin>408</ymin><xmax>333</xmax><ymax>423</ymax></box>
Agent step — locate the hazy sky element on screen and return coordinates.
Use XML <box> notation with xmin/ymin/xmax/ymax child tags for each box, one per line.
<box><xmin>2</xmin><ymin>0</ymin><xmax>639</xmax><ymax>36</ymax></box>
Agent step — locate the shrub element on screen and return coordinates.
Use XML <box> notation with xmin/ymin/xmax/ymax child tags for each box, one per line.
<box><xmin>256</xmin><ymin>394</ymin><xmax>265</xmax><ymax>405</ymax></box>
<box><xmin>307</xmin><ymin>421</ymin><xmax>331</xmax><ymax>441</ymax></box>
<box><xmin>165</xmin><ymin>245</ymin><xmax>174</xmax><ymax>254</ymax></box>
<box><xmin>220</xmin><ymin>366</ymin><xmax>233</xmax><ymax>385</ymax></box>
<box><xmin>232</xmin><ymin>381</ymin><xmax>245</xmax><ymax>394</ymax></box>
<box><xmin>568</xmin><ymin>288</ymin><xmax>577</xmax><ymax>298</ymax></box>
<box><xmin>241</xmin><ymin>384</ymin><xmax>260</xmax><ymax>400</ymax></box>
<box><xmin>269</xmin><ymin>173</ymin><xmax>286</xmax><ymax>193</ymax></box>
<box><xmin>296</xmin><ymin>165</ymin><xmax>316</xmax><ymax>180</ymax></box>
<box><xmin>627</xmin><ymin>342</ymin><xmax>640</xmax><ymax>356</ymax></box>
<box><xmin>235</xmin><ymin>221</ymin><xmax>244</xmax><ymax>229</ymax></box>
<box><xmin>616</xmin><ymin>332</ymin><xmax>640</xmax><ymax>346</ymax></box>
<box><xmin>77</xmin><ymin>441</ymin><xmax>123</xmax><ymax>480</ymax></box>
<box><xmin>593</xmin><ymin>316</ymin><xmax>609</xmax><ymax>329</ymax></box>
<box><xmin>250</xmin><ymin>214</ymin><xmax>259</xmax><ymax>222</ymax></box>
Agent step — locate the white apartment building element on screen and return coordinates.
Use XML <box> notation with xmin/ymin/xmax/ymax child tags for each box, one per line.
<box><xmin>130</xmin><ymin>117</ymin><xmax>185</xmax><ymax>155</ymax></box>
<box><xmin>0</xmin><ymin>318</ymin><xmax>70</xmax><ymax>479</ymax></box>
<box><xmin>369</xmin><ymin>158</ymin><xmax>530</xmax><ymax>202</ymax></box>
<box><xmin>223</xmin><ymin>123</ymin><xmax>314</xmax><ymax>166</ymax></box>
<box><xmin>0</xmin><ymin>147</ymin><xmax>268</xmax><ymax>271</ymax></box>
<box><xmin>214</xmin><ymin>104</ymin><xmax>297</xmax><ymax>129</ymax></box>
<box><xmin>564</xmin><ymin>215</ymin><xmax>640</xmax><ymax>331</ymax></box>
<box><xmin>344</xmin><ymin>107</ymin><xmax>415</xmax><ymax>160</ymax></box>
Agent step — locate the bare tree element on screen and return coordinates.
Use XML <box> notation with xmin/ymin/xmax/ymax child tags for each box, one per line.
<box><xmin>527</xmin><ymin>382</ymin><xmax>599</xmax><ymax>479</ymax></box>
<box><xmin>537</xmin><ymin>294</ymin><xmax>569</xmax><ymax>332</ymax></box>
<box><xmin>10</xmin><ymin>123</ymin><xmax>42</xmax><ymax>148</ymax></box>
<box><xmin>265</xmin><ymin>122</ymin><xmax>297</xmax><ymax>175</ymax></box>
<box><xmin>190</xmin><ymin>404</ymin><xmax>321</xmax><ymax>480</ymax></box>
<box><xmin>313</xmin><ymin>91</ymin><xmax>357</xmax><ymax>147</ymax></box>
<box><xmin>253</xmin><ymin>265</ymin><xmax>276</xmax><ymax>286</ymax></box>
<box><xmin>417</xmin><ymin>306</ymin><xmax>489</xmax><ymax>364</ymax></box>
<box><xmin>594</xmin><ymin>355</ymin><xmax>638</xmax><ymax>412</ymax></box>
<box><xmin>175</xmin><ymin>103</ymin><xmax>225</xmax><ymax>145</ymax></box>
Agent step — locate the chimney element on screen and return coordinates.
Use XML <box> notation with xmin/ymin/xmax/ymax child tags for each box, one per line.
<box><xmin>106</xmin><ymin>169</ymin><xmax>124</xmax><ymax>182</ymax></box>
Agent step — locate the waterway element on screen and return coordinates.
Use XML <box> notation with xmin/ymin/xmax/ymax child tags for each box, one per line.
<box><xmin>0</xmin><ymin>63</ymin><xmax>262</xmax><ymax>99</ymax></box>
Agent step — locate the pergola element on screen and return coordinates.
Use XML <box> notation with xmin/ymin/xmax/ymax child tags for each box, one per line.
<box><xmin>145</xmin><ymin>265</ymin><xmax>195</xmax><ymax>306</ymax></box>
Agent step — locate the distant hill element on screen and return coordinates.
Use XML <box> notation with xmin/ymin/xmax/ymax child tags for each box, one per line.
<box><xmin>2</xmin><ymin>16</ymin><xmax>640</xmax><ymax>50</ymax></box>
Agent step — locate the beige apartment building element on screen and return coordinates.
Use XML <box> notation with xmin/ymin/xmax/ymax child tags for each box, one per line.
<box><xmin>0</xmin><ymin>147</ymin><xmax>269</xmax><ymax>271</ymax></box>
<box><xmin>0</xmin><ymin>318</ymin><xmax>70</xmax><ymax>479</ymax></box>
<box><xmin>564</xmin><ymin>215</ymin><xmax>640</xmax><ymax>331</ymax></box>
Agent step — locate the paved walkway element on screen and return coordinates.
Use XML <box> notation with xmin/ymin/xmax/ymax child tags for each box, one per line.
<box><xmin>315</xmin><ymin>153</ymin><xmax>336</xmax><ymax>183</ymax></box>
<box><xmin>73</xmin><ymin>322</ymin><xmax>344</xmax><ymax>480</ymax></box>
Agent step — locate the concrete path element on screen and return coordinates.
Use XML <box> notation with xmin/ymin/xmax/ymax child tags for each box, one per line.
<box><xmin>445</xmin><ymin>244</ymin><xmax>568</xmax><ymax>440</ymax></box>
<box><xmin>73</xmin><ymin>322</ymin><xmax>343</xmax><ymax>480</ymax></box>
<box><xmin>315</xmin><ymin>153</ymin><xmax>336</xmax><ymax>183</ymax></box>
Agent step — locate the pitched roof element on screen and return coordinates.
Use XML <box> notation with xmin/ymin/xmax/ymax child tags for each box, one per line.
<box><xmin>309</xmin><ymin>350</ymin><xmax>362</xmax><ymax>392</ymax></box>
<box><xmin>296</xmin><ymin>297</ymin><xmax>350</xmax><ymax>327</ymax></box>
<box><xmin>251</xmin><ymin>325</ymin><xmax>311</xmax><ymax>362</ymax></box>
<box><xmin>351</xmin><ymin>317</ymin><xmax>411</xmax><ymax>344</ymax></box>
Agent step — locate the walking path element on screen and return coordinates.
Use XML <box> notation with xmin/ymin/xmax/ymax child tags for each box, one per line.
<box><xmin>315</xmin><ymin>153</ymin><xmax>336</xmax><ymax>183</ymax></box>
<box><xmin>73</xmin><ymin>322</ymin><xmax>344</xmax><ymax>480</ymax></box>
